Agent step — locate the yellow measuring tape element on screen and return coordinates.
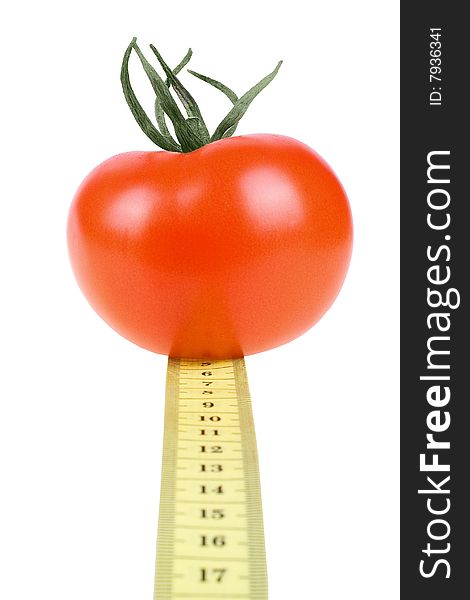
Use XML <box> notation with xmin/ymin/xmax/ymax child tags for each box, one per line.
<box><xmin>154</xmin><ymin>358</ymin><xmax>267</xmax><ymax>599</ymax></box>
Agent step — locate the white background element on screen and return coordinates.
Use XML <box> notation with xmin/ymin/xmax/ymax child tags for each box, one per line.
<box><xmin>0</xmin><ymin>1</ymin><xmax>399</xmax><ymax>598</ymax></box>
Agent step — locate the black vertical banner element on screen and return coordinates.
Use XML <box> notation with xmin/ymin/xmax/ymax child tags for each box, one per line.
<box><xmin>401</xmin><ymin>3</ymin><xmax>468</xmax><ymax>599</ymax></box>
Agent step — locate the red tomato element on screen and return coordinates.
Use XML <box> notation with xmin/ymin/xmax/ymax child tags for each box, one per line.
<box><xmin>67</xmin><ymin>134</ymin><xmax>352</xmax><ymax>357</ymax></box>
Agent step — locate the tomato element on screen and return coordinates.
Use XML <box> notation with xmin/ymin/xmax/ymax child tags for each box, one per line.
<box><xmin>67</xmin><ymin>134</ymin><xmax>352</xmax><ymax>358</ymax></box>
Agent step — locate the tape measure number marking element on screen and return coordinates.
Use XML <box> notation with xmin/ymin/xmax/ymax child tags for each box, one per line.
<box><xmin>154</xmin><ymin>358</ymin><xmax>267</xmax><ymax>599</ymax></box>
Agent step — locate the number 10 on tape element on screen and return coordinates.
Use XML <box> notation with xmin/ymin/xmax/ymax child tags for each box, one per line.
<box><xmin>154</xmin><ymin>358</ymin><xmax>267</xmax><ymax>599</ymax></box>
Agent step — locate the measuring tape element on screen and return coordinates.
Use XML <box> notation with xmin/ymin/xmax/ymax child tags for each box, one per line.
<box><xmin>154</xmin><ymin>357</ymin><xmax>267</xmax><ymax>599</ymax></box>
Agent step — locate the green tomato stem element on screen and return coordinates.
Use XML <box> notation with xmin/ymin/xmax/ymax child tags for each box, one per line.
<box><xmin>120</xmin><ymin>38</ymin><xmax>282</xmax><ymax>152</ymax></box>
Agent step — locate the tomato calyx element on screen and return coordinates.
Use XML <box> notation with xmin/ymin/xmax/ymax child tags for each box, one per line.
<box><xmin>121</xmin><ymin>38</ymin><xmax>282</xmax><ymax>153</ymax></box>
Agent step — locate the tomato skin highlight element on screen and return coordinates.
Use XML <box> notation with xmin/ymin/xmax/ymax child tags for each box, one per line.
<box><xmin>67</xmin><ymin>134</ymin><xmax>352</xmax><ymax>358</ymax></box>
